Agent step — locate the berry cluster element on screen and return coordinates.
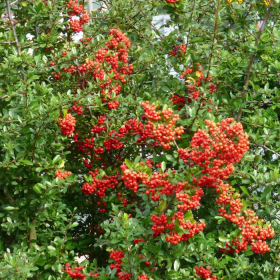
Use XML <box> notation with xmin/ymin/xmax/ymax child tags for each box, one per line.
<box><xmin>170</xmin><ymin>44</ymin><xmax>186</xmax><ymax>56</ymax></box>
<box><xmin>216</xmin><ymin>182</ymin><xmax>274</xmax><ymax>254</ymax></box>
<box><xmin>67</xmin><ymin>0</ymin><xmax>90</xmax><ymax>33</ymax></box>
<box><xmin>121</xmin><ymin>164</ymin><xmax>149</xmax><ymax>193</ymax></box>
<box><xmin>104</xmin><ymin>138</ymin><xmax>123</xmax><ymax>151</ymax></box>
<box><xmin>78</xmin><ymin>29</ymin><xmax>132</xmax><ymax>110</ymax></box>
<box><xmin>150</xmin><ymin>213</ymin><xmax>175</xmax><ymax>237</ymax></box>
<box><xmin>190</xmin><ymin>118</ymin><xmax>274</xmax><ymax>253</ymax></box>
<box><xmin>150</xmin><ymin>212</ymin><xmax>206</xmax><ymax>245</ymax></box>
<box><xmin>138</xmin><ymin>274</ymin><xmax>149</xmax><ymax>280</ymax></box>
<box><xmin>121</xmin><ymin>162</ymin><xmax>206</xmax><ymax>245</ymax></box>
<box><xmin>52</xmin><ymin>29</ymin><xmax>132</xmax><ymax>112</ymax></box>
<box><xmin>81</xmin><ymin>169</ymin><xmax>118</xmax><ymax>211</ymax></box>
<box><xmin>109</xmin><ymin>250</ymin><xmax>131</xmax><ymax>280</ymax></box>
<box><xmin>173</xmin><ymin>64</ymin><xmax>217</xmax><ymax>102</ymax></box>
<box><xmin>68</xmin><ymin>117</ymin><xmax>120</xmax><ymax>170</ymax></box>
<box><xmin>69</xmin><ymin>102</ymin><xmax>83</xmax><ymax>115</ymax></box>
<box><xmin>190</xmin><ymin>118</ymin><xmax>249</xmax><ymax>187</ymax></box>
<box><xmin>170</xmin><ymin>94</ymin><xmax>186</xmax><ymax>110</ymax></box>
<box><xmin>178</xmin><ymin>148</ymin><xmax>189</xmax><ymax>163</ymax></box>
<box><xmin>81</xmin><ymin>169</ymin><xmax>118</xmax><ymax>204</ymax></box>
<box><xmin>137</xmin><ymin>102</ymin><xmax>184</xmax><ymax>149</ymax></box>
<box><xmin>109</xmin><ymin>250</ymin><xmax>124</xmax><ymax>271</ymax></box>
<box><xmin>133</xmin><ymin>238</ymin><xmax>146</xmax><ymax>244</ymax></box>
<box><xmin>176</xmin><ymin>187</ymin><xmax>204</xmax><ymax>211</ymax></box>
<box><xmin>195</xmin><ymin>266</ymin><xmax>217</xmax><ymax>280</ymax></box>
<box><xmin>71</xmin><ymin>118</ymin><xmax>106</xmax><ymax>156</ymax></box>
<box><xmin>62</xmin><ymin>263</ymin><xmax>86</xmax><ymax>280</ymax></box>
<box><xmin>166</xmin><ymin>212</ymin><xmax>206</xmax><ymax>245</ymax></box>
<box><xmin>55</xmin><ymin>170</ymin><xmax>72</xmax><ymax>179</ymax></box>
<box><xmin>60</xmin><ymin>104</ymin><xmax>183</xmax><ymax>182</ymax></box>
<box><xmin>251</xmin><ymin>240</ymin><xmax>271</xmax><ymax>254</ymax></box>
<box><xmin>58</xmin><ymin>113</ymin><xmax>76</xmax><ymax>136</ymax></box>
<box><xmin>72</xmin><ymin>102</ymin><xmax>184</xmax><ymax>171</ymax></box>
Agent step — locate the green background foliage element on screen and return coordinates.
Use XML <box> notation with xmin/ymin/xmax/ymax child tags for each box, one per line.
<box><xmin>0</xmin><ymin>0</ymin><xmax>279</xmax><ymax>279</ymax></box>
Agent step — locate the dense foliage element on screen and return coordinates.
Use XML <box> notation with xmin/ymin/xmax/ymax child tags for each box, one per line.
<box><xmin>0</xmin><ymin>0</ymin><xmax>280</xmax><ymax>279</ymax></box>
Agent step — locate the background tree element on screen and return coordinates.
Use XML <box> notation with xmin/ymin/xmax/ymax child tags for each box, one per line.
<box><xmin>0</xmin><ymin>0</ymin><xmax>279</xmax><ymax>279</ymax></box>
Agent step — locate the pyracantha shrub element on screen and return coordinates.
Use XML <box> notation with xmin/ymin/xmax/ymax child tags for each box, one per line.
<box><xmin>2</xmin><ymin>0</ymin><xmax>278</xmax><ymax>279</ymax></box>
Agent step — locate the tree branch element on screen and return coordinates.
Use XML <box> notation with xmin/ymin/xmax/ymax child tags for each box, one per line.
<box><xmin>163</xmin><ymin>195</ymin><xmax>175</xmax><ymax>214</ymax></box>
<box><xmin>206</xmin><ymin>0</ymin><xmax>220</xmax><ymax>79</ymax></box>
<box><xmin>5</xmin><ymin>0</ymin><xmax>21</xmax><ymax>55</ymax></box>
<box><xmin>4</xmin><ymin>191</ymin><xmax>15</xmax><ymax>204</ymax></box>
<box><xmin>237</xmin><ymin>0</ymin><xmax>274</xmax><ymax>122</ymax></box>
<box><xmin>253</xmin><ymin>143</ymin><xmax>280</xmax><ymax>157</ymax></box>
<box><xmin>29</xmin><ymin>217</ymin><xmax>38</xmax><ymax>248</ymax></box>
<box><xmin>0</xmin><ymin>95</ymin><xmax>10</xmax><ymax>100</ymax></box>
<box><xmin>11</xmin><ymin>0</ymin><xmax>20</xmax><ymax>5</ymax></box>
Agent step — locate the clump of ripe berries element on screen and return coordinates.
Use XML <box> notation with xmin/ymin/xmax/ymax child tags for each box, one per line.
<box><xmin>59</xmin><ymin>29</ymin><xmax>132</xmax><ymax>110</ymax></box>
<box><xmin>216</xmin><ymin>183</ymin><xmax>274</xmax><ymax>254</ymax></box>
<box><xmin>62</xmin><ymin>263</ymin><xmax>86</xmax><ymax>280</ymax></box>
<box><xmin>190</xmin><ymin>118</ymin><xmax>273</xmax><ymax>253</ymax></box>
<box><xmin>81</xmin><ymin>169</ymin><xmax>118</xmax><ymax>199</ymax></box>
<box><xmin>133</xmin><ymin>238</ymin><xmax>146</xmax><ymax>244</ymax></box>
<box><xmin>138</xmin><ymin>274</ymin><xmax>149</xmax><ymax>280</ymax></box>
<box><xmin>120</xmin><ymin>163</ymin><xmax>149</xmax><ymax>193</ymax></box>
<box><xmin>67</xmin><ymin>0</ymin><xmax>90</xmax><ymax>33</ymax></box>
<box><xmin>195</xmin><ymin>266</ymin><xmax>217</xmax><ymax>280</ymax></box>
<box><xmin>170</xmin><ymin>44</ymin><xmax>186</xmax><ymax>56</ymax></box>
<box><xmin>109</xmin><ymin>250</ymin><xmax>124</xmax><ymax>268</ymax></box>
<box><xmin>190</xmin><ymin>118</ymin><xmax>249</xmax><ymax>187</ymax></box>
<box><xmin>109</xmin><ymin>250</ymin><xmax>131</xmax><ymax>280</ymax></box>
<box><xmin>69</xmin><ymin>102</ymin><xmax>83</xmax><ymax>115</ymax></box>
<box><xmin>178</xmin><ymin>63</ymin><xmax>217</xmax><ymax>101</ymax></box>
<box><xmin>137</xmin><ymin>102</ymin><xmax>184</xmax><ymax>149</ymax></box>
<box><xmin>170</xmin><ymin>94</ymin><xmax>186</xmax><ymax>110</ymax></box>
<box><xmin>165</xmin><ymin>215</ymin><xmax>206</xmax><ymax>245</ymax></box>
<box><xmin>55</xmin><ymin>170</ymin><xmax>72</xmax><ymax>179</ymax></box>
<box><xmin>251</xmin><ymin>240</ymin><xmax>271</xmax><ymax>254</ymax></box>
<box><xmin>70</xmin><ymin>116</ymin><xmax>108</xmax><ymax>158</ymax></box>
<box><xmin>58</xmin><ymin>113</ymin><xmax>76</xmax><ymax>136</ymax></box>
<box><xmin>178</xmin><ymin>148</ymin><xmax>189</xmax><ymax>163</ymax></box>
<box><xmin>166</xmin><ymin>0</ymin><xmax>179</xmax><ymax>3</ymax></box>
<box><xmin>121</xmin><ymin>161</ymin><xmax>206</xmax><ymax>245</ymax></box>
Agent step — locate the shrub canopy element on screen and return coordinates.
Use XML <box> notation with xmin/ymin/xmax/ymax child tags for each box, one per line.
<box><xmin>0</xmin><ymin>0</ymin><xmax>280</xmax><ymax>279</ymax></box>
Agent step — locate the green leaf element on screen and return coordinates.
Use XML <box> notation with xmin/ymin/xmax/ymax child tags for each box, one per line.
<box><xmin>33</xmin><ymin>185</ymin><xmax>42</xmax><ymax>194</ymax></box>
<box><xmin>184</xmin><ymin>210</ymin><xmax>194</xmax><ymax>222</ymax></box>
<box><xmin>70</xmin><ymin>222</ymin><xmax>79</xmax><ymax>228</ymax></box>
<box><xmin>254</xmin><ymin>155</ymin><xmax>262</xmax><ymax>163</ymax></box>
<box><xmin>125</xmin><ymin>159</ymin><xmax>133</xmax><ymax>169</ymax></box>
<box><xmin>240</xmin><ymin>186</ymin><xmax>250</xmax><ymax>196</ymax></box>
<box><xmin>158</xmin><ymin>200</ymin><xmax>166</xmax><ymax>212</ymax></box>
<box><xmin>33</xmin><ymin>183</ymin><xmax>46</xmax><ymax>194</ymax></box>
<box><xmin>166</xmin><ymin>155</ymin><xmax>174</xmax><ymax>162</ymax></box>
<box><xmin>161</xmin><ymin>161</ymin><xmax>166</xmax><ymax>172</ymax></box>
<box><xmin>261</xmin><ymin>186</ymin><xmax>273</xmax><ymax>201</ymax></box>
<box><xmin>58</xmin><ymin>160</ymin><xmax>65</xmax><ymax>168</ymax></box>
<box><xmin>4</xmin><ymin>206</ymin><xmax>18</xmax><ymax>211</ymax></box>
<box><xmin>21</xmin><ymin>159</ymin><xmax>33</xmax><ymax>165</ymax></box>
<box><xmin>47</xmin><ymin>246</ymin><xmax>56</xmax><ymax>251</ymax></box>
<box><xmin>52</xmin><ymin>155</ymin><xmax>61</xmax><ymax>164</ymax></box>
<box><xmin>219</xmin><ymin>236</ymin><xmax>229</xmax><ymax>243</ymax></box>
<box><xmin>174</xmin><ymin>259</ymin><xmax>180</xmax><ymax>271</ymax></box>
